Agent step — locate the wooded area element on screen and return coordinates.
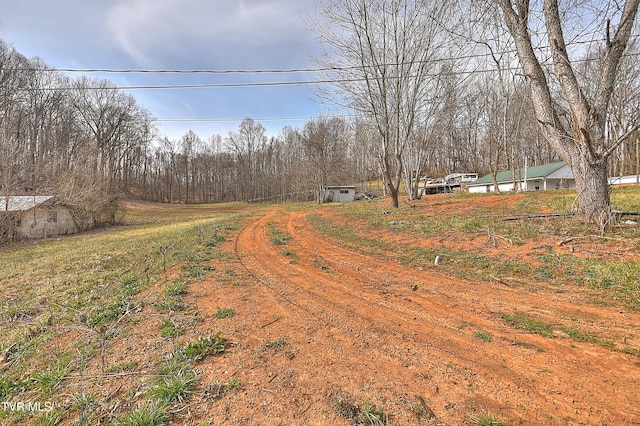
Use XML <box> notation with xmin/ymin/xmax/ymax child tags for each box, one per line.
<box><xmin>314</xmin><ymin>0</ymin><xmax>640</xmax><ymax>222</ymax></box>
<box><xmin>1</xmin><ymin>0</ymin><xmax>639</xmax><ymax>232</ymax></box>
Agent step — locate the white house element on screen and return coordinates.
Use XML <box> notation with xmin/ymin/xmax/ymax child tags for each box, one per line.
<box><xmin>467</xmin><ymin>161</ymin><xmax>575</xmax><ymax>193</ymax></box>
<box><xmin>609</xmin><ymin>175</ymin><xmax>639</xmax><ymax>186</ymax></box>
<box><xmin>1</xmin><ymin>195</ymin><xmax>87</xmax><ymax>241</ymax></box>
<box><xmin>322</xmin><ymin>186</ymin><xmax>357</xmax><ymax>203</ymax></box>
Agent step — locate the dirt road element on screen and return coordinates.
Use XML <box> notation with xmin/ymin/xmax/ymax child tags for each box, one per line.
<box><xmin>193</xmin><ymin>206</ymin><xmax>639</xmax><ymax>425</ymax></box>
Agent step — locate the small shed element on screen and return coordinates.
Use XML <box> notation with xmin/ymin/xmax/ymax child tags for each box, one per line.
<box><xmin>322</xmin><ymin>186</ymin><xmax>357</xmax><ymax>203</ymax></box>
<box><xmin>1</xmin><ymin>195</ymin><xmax>83</xmax><ymax>241</ymax></box>
<box><xmin>467</xmin><ymin>162</ymin><xmax>575</xmax><ymax>193</ymax></box>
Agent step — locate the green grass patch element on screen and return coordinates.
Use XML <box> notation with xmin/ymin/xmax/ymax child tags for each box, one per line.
<box><xmin>88</xmin><ymin>295</ymin><xmax>129</xmax><ymax>327</ymax></box>
<box><xmin>307</xmin><ymin>213</ymin><xmax>389</xmax><ymax>252</ymax></box>
<box><xmin>472</xmin><ymin>413</ymin><xmax>510</xmax><ymax>426</ymax></box>
<box><xmin>215</xmin><ymin>307</ymin><xmax>235</xmax><ymax>319</ymax></box>
<box><xmin>282</xmin><ymin>249</ymin><xmax>298</xmax><ymax>264</ymax></box>
<box><xmin>31</xmin><ymin>361</ymin><xmax>70</xmax><ymax>397</ymax></box>
<box><xmin>496</xmin><ymin>312</ymin><xmax>554</xmax><ymax>338</ymax></box>
<box><xmin>474</xmin><ymin>330</ymin><xmax>493</xmax><ymax>342</ymax></box>
<box><xmin>149</xmin><ymin>367</ymin><xmax>198</xmax><ymax>404</ymax></box>
<box><xmin>117</xmin><ymin>400</ymin><xmax>168</xmax><ymax>426</ymax></box>
<box><xmin>561</xmin><ymin>327</ymin><xmax>596</xmax><ymax>343</ymax></box>
<box><xmin>155</xmin><ymin>297</ymin><xmax>189</xmax><ymax>312</ymax></box>
<box><xmin>397</xmin><ymin>246</ymin><xmax>441</xmax><ymax>267</ymax></box>
<box><xmin>266</xmin><ymin>221</ymin><xmax>291</xmax><ymax>245</ymax></box>
<box><xmin>159</xmin><ymin>318</ymin><xmax>179</xmax><ymax>338</ymax></box>
<box><xmin>360</xmin><ymin>405</ymin><xmax>388</xmax><ymax>425</ymax></box>
<box><xmin>266</xmin><ymin>337</ymin><xmax>286</xmax><ymax>350</ymax></box>
<box><xmin>106</xmin><ymin>361</ymin><xmax>139</xmax><ymax>374</ymax></box>
<box><xmin>226</xmin><ymin>377</ymin><xmax>242</xmax><ymax>391</ymax></box>
<box><xmin>0</xmin><ymin>203</ymin><xmax>252</xmax><ymax>424</ymax></box>
<box><xmin>163</xmin><ymin>280</ymin><xmax>188</xmax><ymax>296</ymax></box>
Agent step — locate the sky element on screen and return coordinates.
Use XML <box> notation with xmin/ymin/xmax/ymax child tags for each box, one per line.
<box><xmin>0</xmin><ymin>0</ymin><xmax>342</xmax><ymax>140</ymax></box>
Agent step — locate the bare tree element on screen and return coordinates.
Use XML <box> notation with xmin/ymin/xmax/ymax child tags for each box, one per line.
<box><xmin>225</xmin><ymin>118</ymin><xmax>267</xmax><ymax>201</ymax></box>
<box><xmin>492</xmin><ymin>0</ymin><xmax>640</xmax><ymax>224</ymax></box>
<box><xmin>302</xmin><ymin>117</ymin><xmax>348</xmax><ymax>203</ymax></box>
<box><xmin>314</xmin><ymin>0</ymin><xmax>451</xmax><ymax>208</ymax></box>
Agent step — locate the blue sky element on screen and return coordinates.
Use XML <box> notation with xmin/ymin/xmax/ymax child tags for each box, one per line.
<box><xmin>0</xmin><ymin>0</ymin><xmax>341</xmax><ymax>140</ymax></box>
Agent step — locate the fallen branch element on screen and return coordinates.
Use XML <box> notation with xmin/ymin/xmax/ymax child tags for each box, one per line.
<box><xmin>558</xmin><ymin>234</ymin><xmax>627</xmax><ymax>246</ymax></box>
<box><xmin>503</xmin><ymin>212</ymin><xmax>574</xmax><ymax>221</ymax></box>
<box><xmin>404</xmin><ymin>200</ymin><xmax>417</xmax><ymax>209</ymax></box>
<box><xmin>260</xmin><ymin>317</ymin><xmax>281</xmax><ymax>328</ymax></box>
<box><xmin>489</xmin><ymin>275</ymin><xmax>517</xmax><ymax>287</ymax></box>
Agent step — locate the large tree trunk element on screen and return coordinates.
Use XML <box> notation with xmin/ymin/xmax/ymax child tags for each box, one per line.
<box><xmin>494</xmin><ymin>0</ymin><xmax>639</xmax><ymax>224</ymax></box>
<box><xmin>568</xmin><ymin>156</ymin><xmax>610</xmax><ymax>223</ymax></box>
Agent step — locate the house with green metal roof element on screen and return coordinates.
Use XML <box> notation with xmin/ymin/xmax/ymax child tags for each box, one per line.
<box><xmin>466</xmin><ymin>161</ymin><xmax>575</xmax><ymax>193</ymax></box>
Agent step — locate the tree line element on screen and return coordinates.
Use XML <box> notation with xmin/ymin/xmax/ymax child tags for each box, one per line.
<box><xmin>1</xmin><ymin>0</ymin><xmax>639</xmax><ymax>230</ymax></box>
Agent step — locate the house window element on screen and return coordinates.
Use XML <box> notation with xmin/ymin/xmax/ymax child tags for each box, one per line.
<box><xmin>340</xmin><ymin>190</ymin><xmax>350</xmax><ymax>194</ymax></box>
<box><xmin>47</xmin><ymin>210</ymin><xmax>57</xmax><ymax>223</ymax></box>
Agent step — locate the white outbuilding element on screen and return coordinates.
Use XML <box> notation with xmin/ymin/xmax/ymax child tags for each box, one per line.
<box><xmin>466</xmin><ymin>161</ymin><xmax>575</xmax><ymax>193</ymax></box>
<box><xmin>322</xmin><ymin>186</ymin><xmax>357</xmax><ymax>203</ymax></box>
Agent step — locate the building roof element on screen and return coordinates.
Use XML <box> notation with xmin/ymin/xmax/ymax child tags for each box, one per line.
<box><xmin>468</xmin><ymin>161</ymin><xmax>567</xmax><ymax>186</ymax></box>
<box><xmin>0</xmin><ymin>196</ymin><xmax>54</xmax><ymax>212</ymax></box>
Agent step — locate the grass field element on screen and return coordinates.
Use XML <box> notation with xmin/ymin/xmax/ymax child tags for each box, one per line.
<box><xmin>0</xmin><ymin>201</ymin><xmax>257</xmax><ymax>425</ymax></box>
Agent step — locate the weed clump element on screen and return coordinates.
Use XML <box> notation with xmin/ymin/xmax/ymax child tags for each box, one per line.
<box><xmin>118</xmin><ymin>400</ymin><xmax>168</xmax><ymax>426</ymax></box>
<box><xmin>474</xmin><ymin>330</ymin><xmax>493</xmax><ymax>342</ymax></box>
<box><xmin>215</xmin><ymin>307</ymin><xmax>235</xmax><ymax>318</ymax></box>
<box><xmin>181</xmin><ymin>333</ymin><xmax>226</xmax><ymax>362</ymax></box>
<box><xmin>267</xmin><ymin>221</ymin><xmax>291</xmax><ymax>245</ymax></box>
<box><xmin>333</xmin><ymin>392</ymin><xmax>388</xmax><ymax>425</ymax></box>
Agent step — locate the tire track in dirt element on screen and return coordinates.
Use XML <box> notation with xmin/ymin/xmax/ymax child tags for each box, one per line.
<box><xmin>234</xmin><ymin>207</ymin><xmax>640</xmax><ymax>424</ymax></box>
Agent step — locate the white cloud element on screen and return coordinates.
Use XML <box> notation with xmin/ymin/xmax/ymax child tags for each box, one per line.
<box><xmin>106</xmin><ymin>0</ymin><xmax>316</xmax><ymax>67</ymax></box>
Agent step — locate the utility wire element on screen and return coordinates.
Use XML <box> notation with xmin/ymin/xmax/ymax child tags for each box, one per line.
<box><xmin>154</xmin><ymin>115</ymin><xmax>349</xmax><ymax>123</ymax></box>
<box><xmin>27</xmin><ymin>51</ymin><xmax>640</xmax><ymax>91</ymax></box>
<box><xmin>6</xmin><ymin>33</ymin><xmax>639</xmax><ymax>77</ymax></box>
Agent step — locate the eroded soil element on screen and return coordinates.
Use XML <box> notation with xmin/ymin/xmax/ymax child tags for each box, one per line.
<box><xmin>174</xmin><ymin>197</ymin><xmax>640</xmax><ymax>425</ymax></box>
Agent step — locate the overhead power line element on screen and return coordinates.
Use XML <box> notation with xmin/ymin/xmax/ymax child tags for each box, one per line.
<box><xmin>10</xmin><ymin>32</ymin><xmax>636</xmax><ymax>77</ymax></box>
<box><xmin>44</xmin><ymin>67</ymin><xmax>329</xmax><ymax>75</ymax></box>
<box><xmin>154</xmin><ymin>115</ymin><xmax>351</xmax><ymax>123</ymax></box>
